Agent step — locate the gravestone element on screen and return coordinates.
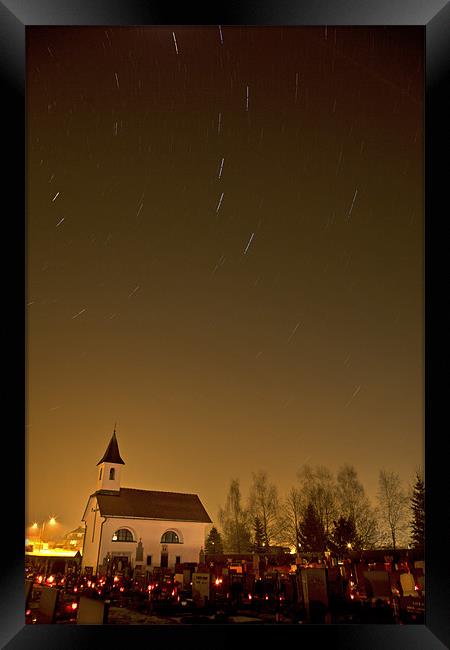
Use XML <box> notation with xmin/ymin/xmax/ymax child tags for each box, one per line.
<box><xmin>136</xmin><ymin>539</ymin><xmax>143</xmax><ymax>562</ymax></box>
<box><xmin>174</xmin><ymin>573</ymin><xmax>184</xmax><ymax>586</ymax></box>
<box><xmin>192</xmin><ymin>573</ymin><xmax>210</xmax><ymax>605</ymax></box>
<box><xmin>327</xmin><ymin>567</ymin><xmax>343</xmax><ymax>597</ymax></box>
<box><xmin>77</xmin><ymin>596</ymin><xmax>107</xmax><ymax>624</ymax></box>
<box><xmin>25</xmin><ymin>580</ymin><xmax>33</xmax><ymax>608</ymax></box>
<box><xmin>400</xmin><ymin>572</ymin><xmax>417</xmax><ymax>597</ymax></box>
<box><xmin>362</xmin><ymin>570</ymin><xmax>391</xmax><ymax>600</ymax></box>
<box><xmin>183</xmin><ymin>569</ymin><xmax>192</xmax><ymax>588</ymax></box>
<box><xmin>414</xmin><ymin>560</ymin><xmax>425</xmax><ymax>573</ymax></box>
<box><xmin>37</xmin><ymin>585</ymin><xmax>59</xmax><ymax>623</ymax></box>
<box><xmin>300</xmin><ymin>568</ymin><xmax>328</xmax><ymax>622</ymax></box>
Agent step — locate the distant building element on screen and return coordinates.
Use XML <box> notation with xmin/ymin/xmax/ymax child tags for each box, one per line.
<box><xmin>81</xmin><ymin>430</ymin><xmax>211</xmax><ymax>578</ymax></box>
<box><xmin>26</xmin><ymin>549</ymin><xmax>82</xmax><ymax>576</ymax></box>
<box><xmin>62</xmin><ymin>526</ymin><xmax>85</xmax><ymax>552</ymax></box>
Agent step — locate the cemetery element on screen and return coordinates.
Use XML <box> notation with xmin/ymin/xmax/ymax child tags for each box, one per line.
<box><xmin>24</xmin><ymin>549</ymin><xmax>425</xmax><ymax>625</ymax></box>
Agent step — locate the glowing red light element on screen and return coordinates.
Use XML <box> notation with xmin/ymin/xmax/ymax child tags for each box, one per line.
<box><xmin>71</xmin><ymin>603</ymin><xmax>78</xmax><ymax>610</ymax></box>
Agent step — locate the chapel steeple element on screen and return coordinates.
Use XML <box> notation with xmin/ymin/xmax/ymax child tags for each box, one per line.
<box><xmin>96</xmin><ymin>428</ymin><xmax>125</xmax><ymax>493</ymax></box>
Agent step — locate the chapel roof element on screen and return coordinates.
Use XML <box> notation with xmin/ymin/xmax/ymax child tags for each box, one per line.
<box><xmin>94</xmin><ymin>487</ymin><xmax>212</xmax><ymax>523</ymax></box>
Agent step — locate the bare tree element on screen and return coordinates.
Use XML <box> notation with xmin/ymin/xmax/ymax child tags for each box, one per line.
<box><xmin>336</xmin><ymin>464</ymin><xmax>378</xmax><ymax>549</ymax></box>
<box><xmin>377</xmin><ymin>469</ymin><xmax>410</xmax><ymax>550</ymax></box>
<box><xmin>297</xmin><ymin>465</ymin><xmax>337</xmax><ymax>538</ymax></box>
<box><xmin>218</xmin><ymin>479</ymin><xmax>251</xmax><ymax>553</ymax></box>
<box><xmin>278</xmin><ymin>487</ymin><xmax>303</xmax><ymax>552</ymax></box>
<box><xmin>248</xmin><ymin>470</ymin><xmax>280</xmax><ymax>547</ymax></box>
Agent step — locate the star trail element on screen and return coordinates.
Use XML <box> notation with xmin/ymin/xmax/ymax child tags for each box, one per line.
<box><xmin>27</xmin><ymin>26</ymin><xmax>423</xmax><ymax>534</ymax></box>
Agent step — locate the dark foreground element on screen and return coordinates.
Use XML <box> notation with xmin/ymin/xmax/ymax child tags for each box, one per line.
<box><xmin>25</xmin><ymin>561</ymin><xmax>425</xmax><ymax>626</ymax></box>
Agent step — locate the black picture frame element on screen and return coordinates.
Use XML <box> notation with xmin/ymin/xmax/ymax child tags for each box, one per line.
<box><xmin>2</xmin><ymin>0</ymin><xmax>448</xmax><ymax>648</ymax></box>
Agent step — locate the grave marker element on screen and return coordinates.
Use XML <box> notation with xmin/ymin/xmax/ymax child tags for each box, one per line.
<box><xmin>77</xmin><ymin>596</ymin><xmax>107</xmax><ymax>624</ymax></box>
<box><xmin>400</xmin><ymin>572</ymin><xmax>417</xmax><ymax>598</ymax></box>
<box><xmin>37</xmin><ymin>585</ymin><xmax>59</xmax><ymax>623</ymax></box>
<box><xmin>362</xmin><ymin>570</ymin><xmax>391</xmax><ymax>600</ymax></box>
<box><xmin>192</xmin><ymin>572</ymin><xmax>210</xmax><ymax>605</ymax></box>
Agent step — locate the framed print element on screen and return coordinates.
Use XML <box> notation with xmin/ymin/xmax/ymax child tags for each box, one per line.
<box><xmin>1</xmin><ymin>0</ymin><xmax>449</xmax><ymax>648</ymax></box>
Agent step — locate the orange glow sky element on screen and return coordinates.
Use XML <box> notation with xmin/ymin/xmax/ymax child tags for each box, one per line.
<box><xmin>26</xmin><ymin>27</ymin><xmax>423</xmax><ymax>535</ymax></box>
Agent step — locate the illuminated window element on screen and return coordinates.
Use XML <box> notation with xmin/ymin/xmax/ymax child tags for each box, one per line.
<box><xmin>112</xmin><ymin>529</ymin><xmax>134</xmax><ymax>542</ymax></box>
<box><xmin>109</xmin><ymin>468</ymin><xmax>115</xmax><ymax>480</ymax></box>
<box><xmin>99</xmin><ymin>468</ymin><xmax>103</xmax><ymax>480</ymax></box>
<box><xmin>161</xmin><ymin>531</ymin><xmax>180</xmax><ymax>544</ymax></box>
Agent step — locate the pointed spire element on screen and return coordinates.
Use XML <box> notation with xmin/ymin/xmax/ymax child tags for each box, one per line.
<box><xmin>97</xmin><ymin>428</ymin><xmax>125</xmax><ymax>466</ymax></box>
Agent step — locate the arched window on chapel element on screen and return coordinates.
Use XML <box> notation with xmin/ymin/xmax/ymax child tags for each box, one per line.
<box><xmin>112</xmin><ymin>529</ymin><xmax>134</xmax><ymax>542</ymax></box>
<box><xmin>161</xmin><ymin>530</ymin><xmax>180</xmax><ymax>544</ymax></box>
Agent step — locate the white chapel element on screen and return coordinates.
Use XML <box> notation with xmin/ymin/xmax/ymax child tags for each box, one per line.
<box><xmin>81</xmin><ymin>430</ymin><xmax>211</xmax><ymax>578</ymax></box>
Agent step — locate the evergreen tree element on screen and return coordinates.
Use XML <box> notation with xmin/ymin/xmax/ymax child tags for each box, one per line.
<box><xmin>299</xmin><ymin>502</ymin><xmax>327</xmax><ymax>552</ymax></box>
<box><xmin>410</xmin><ymin>472</ymin><xmax>425</xmax><ymax>549</ymax></box>
<box><xmin>252</xmin><ymin>516</ymin><xmax>266</xmax><ymax>552</ymax></box>
<box><xmin>329</xmin><ymin>516</ymin><xmax>358</xmax><ymax>555</ymax></box>
<box><xmin>205</xmin><ymin>526</ymin><xmax>224</xmax><ymax>554</ymax></box>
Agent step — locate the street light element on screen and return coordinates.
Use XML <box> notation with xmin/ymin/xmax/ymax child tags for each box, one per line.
<box><xmin>29</xmin><ymin>517</ymin><xmax>57</xmax><ymax>551</ymax></box>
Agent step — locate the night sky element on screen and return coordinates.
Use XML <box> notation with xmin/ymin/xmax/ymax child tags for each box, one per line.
<box><xmin>26</xmin><ymin>26</ymin><xmax>423</xmax><ymax>536</ymax></box>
